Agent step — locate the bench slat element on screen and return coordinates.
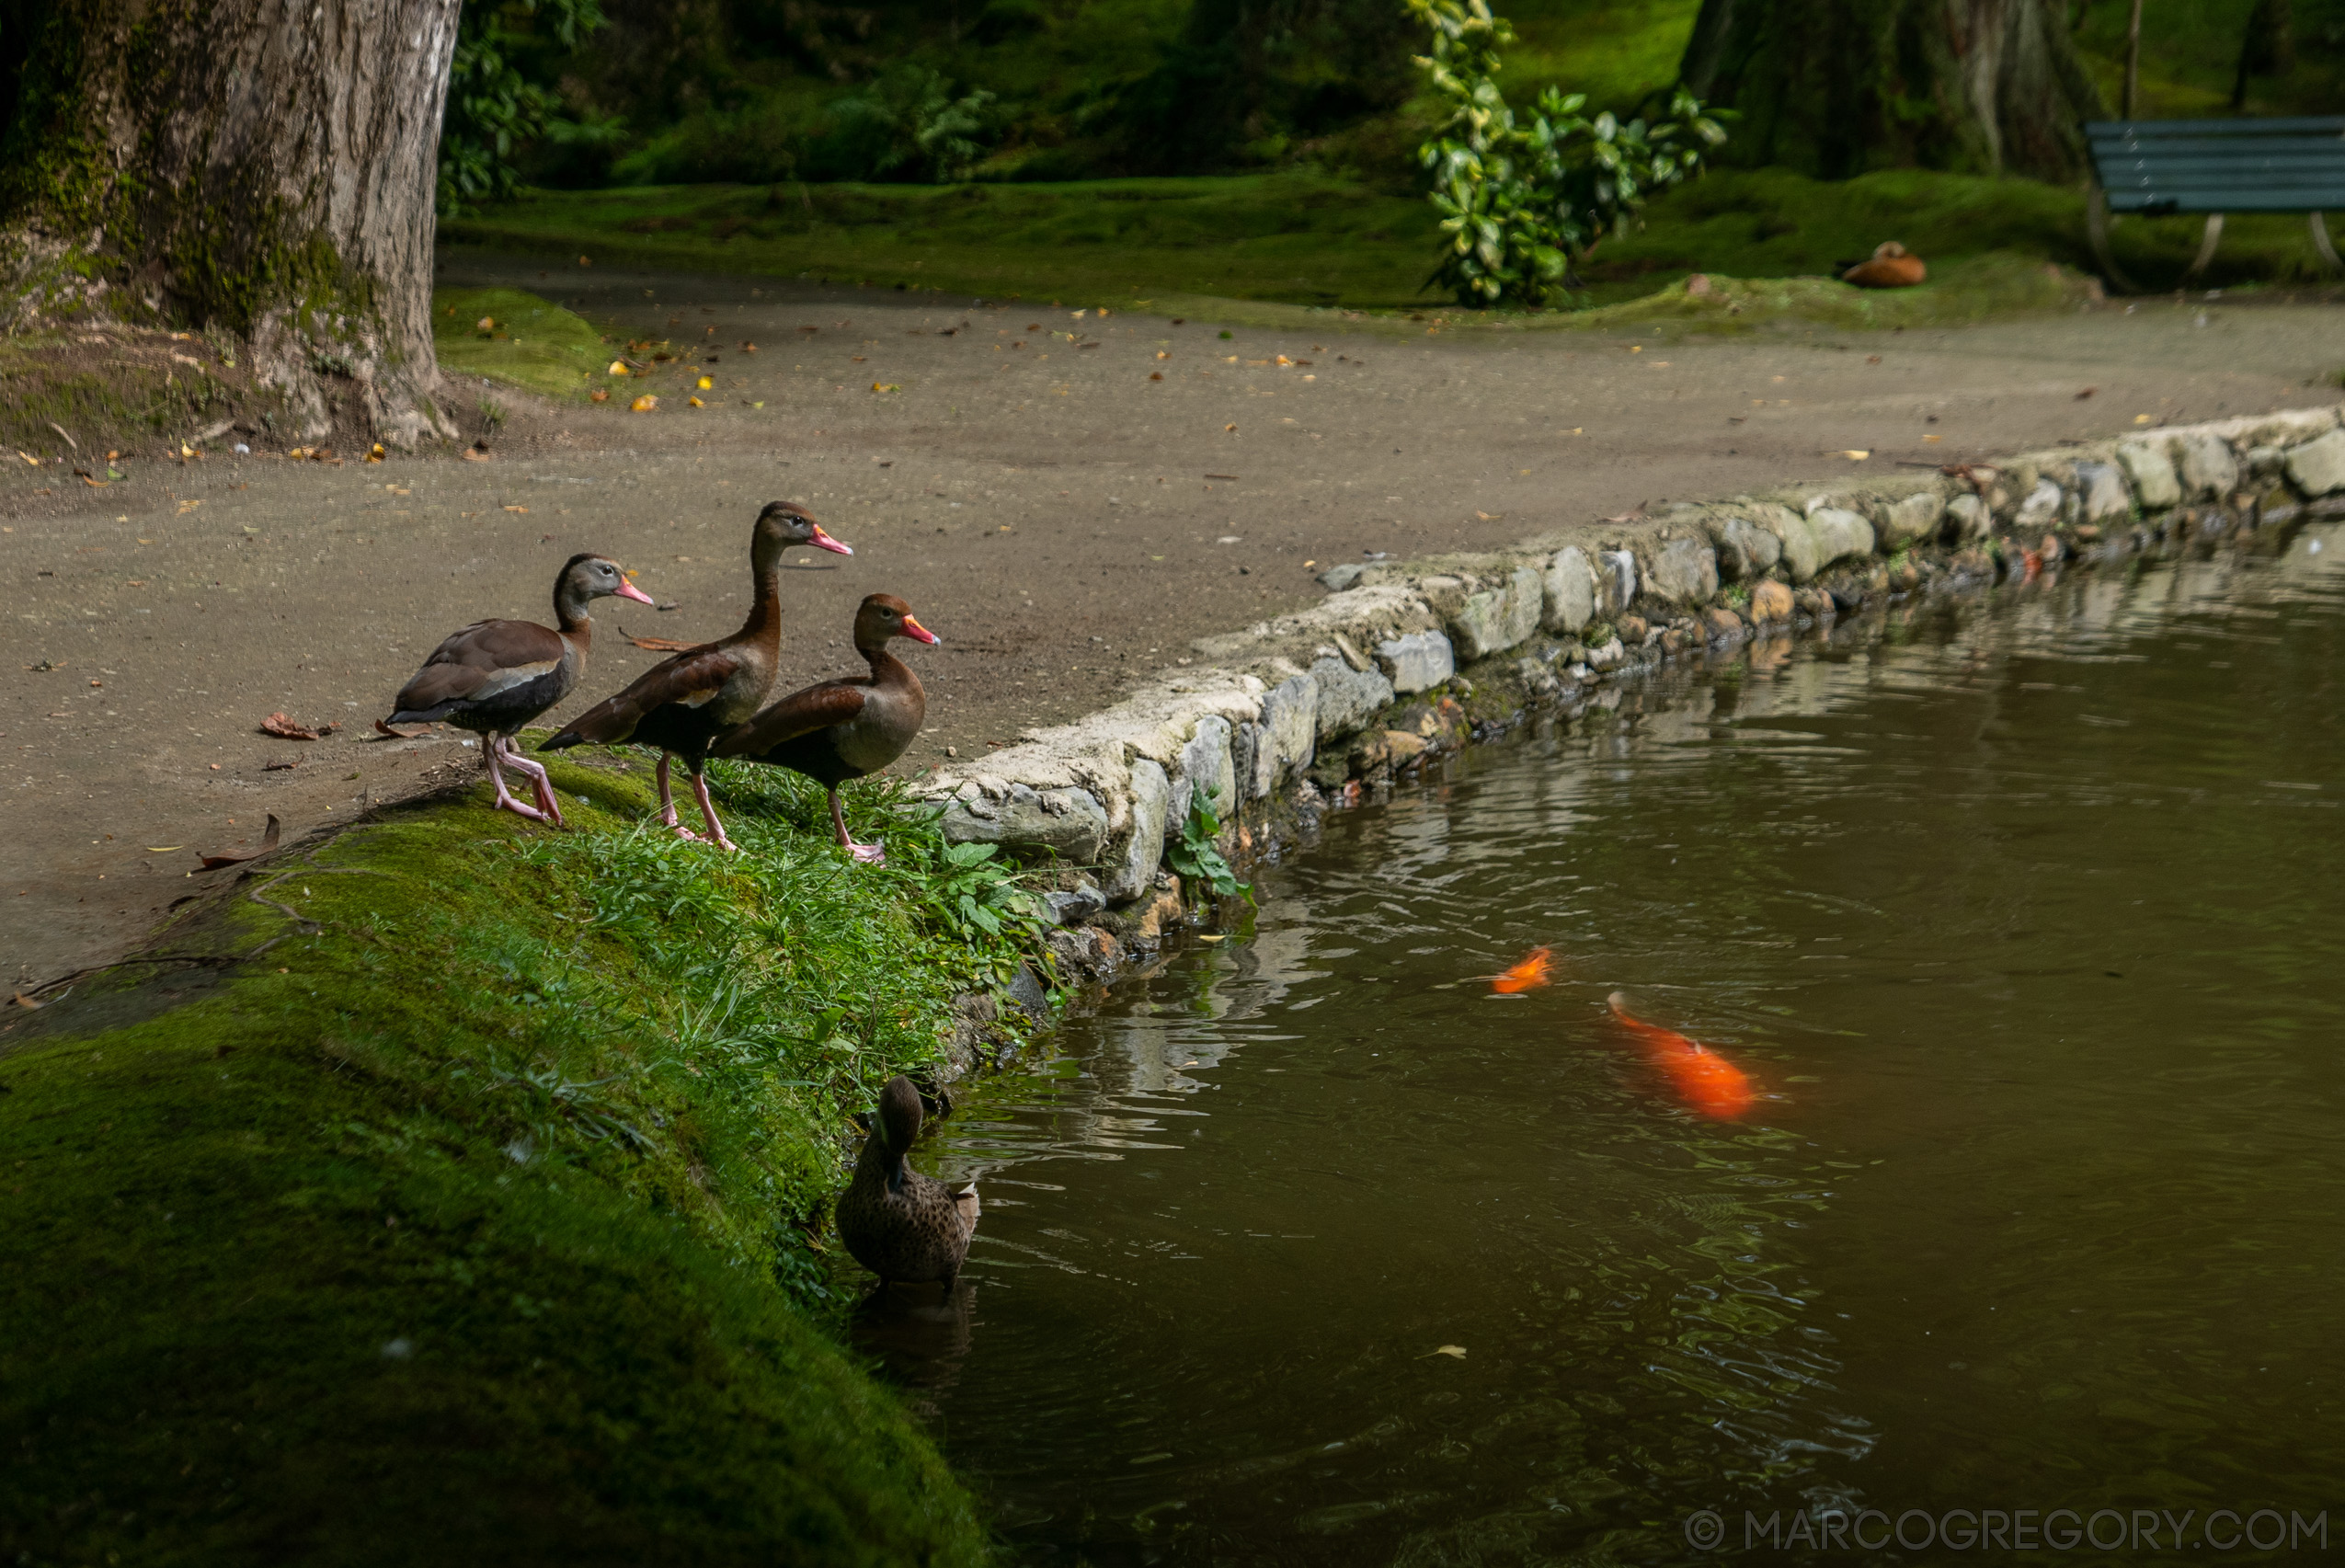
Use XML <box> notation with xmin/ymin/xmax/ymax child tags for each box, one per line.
<box><xmin>2086</xmin><ymin>116</ymin><xmax>2345</xmax><ymax>137</ymax></box>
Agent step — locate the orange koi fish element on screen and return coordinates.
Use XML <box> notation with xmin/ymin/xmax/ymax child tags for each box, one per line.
<box><xmin>1493</xmin><ymin>946</ymin><xmax>1553</xmax><ymax>994</ymax></box>
<box><xmin>1607</xmin><ymin>991</ymin><xmax>1755</xmax><ymax>1120</ymax></box>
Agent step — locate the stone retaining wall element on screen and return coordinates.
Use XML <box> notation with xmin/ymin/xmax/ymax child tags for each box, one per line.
<box><xmin>921</xmin><ymin>405</ymin><xmax>2345</xmax><ymax>979</ymax></box>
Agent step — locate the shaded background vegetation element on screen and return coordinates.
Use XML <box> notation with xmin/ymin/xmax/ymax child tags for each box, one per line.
<box><xmin>458</xmin><ymin>0</ymin><xmax>2345</xmax><ymax>200</ymax></box>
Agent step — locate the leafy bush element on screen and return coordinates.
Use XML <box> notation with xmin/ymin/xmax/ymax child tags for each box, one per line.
<box><xmin>1407</xmin><ymin>0</ymin><xmax>1726</xmax><ymax>307</ymax></box>
<box><xmin>439</xmin><ymin>0</ymin><xmax>623</xmax><ymax>214</ymax></box>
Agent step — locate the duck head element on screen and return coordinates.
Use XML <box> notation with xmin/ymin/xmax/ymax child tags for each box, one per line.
<box><xmin>875</xmin><ymin>1075</ymin><xmax>924</xmax><ymax>1190</ymax></box>
<box><xmin>555</xmin><ymin>553</ymin><xmax>656</xmax><ymax>618</ymax></box>
<box><xmin>853</xmin><ymin>593</ymin><xmax>940</xmax><ymax>652</ymax></box>
<box><xmin>753</xmin><ymin>499</ymin><xmax>852</xmax><ymax>567</ymax></box>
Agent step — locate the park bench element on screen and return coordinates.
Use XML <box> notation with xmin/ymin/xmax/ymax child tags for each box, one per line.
<box><xmin>2082</xmin><ymin>116</ymin><xmax>2345</xmax><ymax>292</ymax></box>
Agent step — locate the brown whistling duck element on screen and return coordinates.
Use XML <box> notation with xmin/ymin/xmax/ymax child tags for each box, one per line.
<box><xmin>836</xmin><ymin>1075</ymin><xmax>980</xmax><ymax>1295</ymax></box>
<box><xmin>709</xmin><ymin>593</ymin><xmax>937</xmax><ymax>864</ymax></box>
<box><xmin>1838</xmin><ymin>241</ymin><xmax>1927</xmax><ymax>289</ymax></box>
<box><xmin>384</xmin><ymin>553</ymin><xmax>653</xmax><ymax>826</ymax></box>
<box><xmin>540</xmin><ymin>501</ymin><xmax>851</xmax><ymax>850</ymax></box>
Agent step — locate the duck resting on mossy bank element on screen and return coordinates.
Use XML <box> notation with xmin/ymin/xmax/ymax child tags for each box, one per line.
<box><xmin>383</xmin><ymin>552</ymin><xmax>654</xmax><ymax>826</ymax></box>
<box><xmin>711</xmin><ymin>593</ymin><xmax>938</xmax><ymax>865</ymax></box>
<box><xmin>541</xmin><ymin>500</ymin><xmax>852</xmax><ymax>851</ymax></box>
<box><xmin>837</xmin><ymin>1076</ymin><xmax>980</xmax><ymax>1296</ymax></box>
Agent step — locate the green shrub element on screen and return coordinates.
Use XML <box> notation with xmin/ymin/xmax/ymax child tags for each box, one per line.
<box><xmin>1408</xmin><ymin>0</ymin><xmax>1725</xmax><ymax>307</ymax></box>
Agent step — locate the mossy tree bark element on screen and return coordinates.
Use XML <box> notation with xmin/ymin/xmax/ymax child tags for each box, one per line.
<box><xmin>1678</xmin><ymin>0</ymin><xmax>2107</xmax><ymax>183</ymax></box>
<box><xmin>0</xmin><ymin>0</ymin><xmax>461</xmax><ymax>444</ymax></box>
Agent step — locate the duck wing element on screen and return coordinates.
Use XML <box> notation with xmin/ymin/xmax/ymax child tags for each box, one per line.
<box><xmin>389</xmin><ymin>619</ymin><xmax>565</xmax><ymax>720</ymax></box>
<box><xmin>542</xmin><ymin>642</ymin><xmax>747</xmax><ymax>750</ymax></box>
<box><xmin>709</xmin><ymin>680</ymin><xmax>868</xmax><ymax>758</ymax></box>
<box><xmin>952</xmin><ymin>1182</ymin><xmax>980</xmax><ymax>1243</ymax></box>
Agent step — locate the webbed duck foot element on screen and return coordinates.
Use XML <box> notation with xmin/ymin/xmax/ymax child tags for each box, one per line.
<box><xmin>847</xmin><ymin>840</ymin><xmax>887</xmax><ymax>865</ymax></box>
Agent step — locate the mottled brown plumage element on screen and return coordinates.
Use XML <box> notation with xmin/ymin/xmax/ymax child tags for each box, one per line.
<box><xmin>709</xmin><ymin>594</ymin><xmax>937</xmax><ymax>864</ymax></box>
<box><xmin>540</xmin><ymin>500</ymin><xmax>851</xmax><ymax>849</ymax></box>
<box><xmin>836</xmin><ymin>1076</ymin><xmax>979</xmax><ymax>1294</ymax></box>
<box><xmin>386</xmin><ymin>552</ymin><xmax>652</xmax><ymax>826</ymax></box>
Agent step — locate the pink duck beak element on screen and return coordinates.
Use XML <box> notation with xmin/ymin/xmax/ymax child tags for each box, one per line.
<box><xmin>900</xmin><ymin>614</ymin><xmax>940</xmax><ymax>646</ymax></box>
<box><xmin>614</xmin><ymin>578</ymin><xmax>656</xmax><ymax>605</ymax></box>
<box><xmin>809</xmin><ymin>525</ymin><xmax>853</xmax><ymax>556</ymax></box>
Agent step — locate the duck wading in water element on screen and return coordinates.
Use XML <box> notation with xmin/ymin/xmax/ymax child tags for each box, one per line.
<box><xmin>837</xmin><ymin>1076</ymin><xmax>980</xmax><ymax>1295</ymax></box>
<box><xmin>383</xmin><ymin>553</ymin><xmax>654</xmax><ymax>826</ymax></box>
<box><xmin>541</xmin><ymin>501</ymin><xmax>851</xmax><ymax>850</ymax></box>
<box><xmin>710</xmin><ymin>593</ymin><xmax>938</xmax><ymax>864</ymax></box>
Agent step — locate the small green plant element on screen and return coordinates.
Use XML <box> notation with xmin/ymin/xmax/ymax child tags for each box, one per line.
<box><xmin>438</xmin><ymin>0</ymin><xmax>622</xmax><ymax>214</ymax></box>
<box><xmin>1406</xmin><ymin>0</ymin><xmax>1726</xmax><ymax>308</ymax></box>
<box><xmin>1166</xmin><ymin>784</ymin><xmax>1251</xmax><ymax>905</ymax></box>
<box><xmin>478</xmin><ymin>395</ymin><xmax>508</xmax><ymax>430</ymax></box>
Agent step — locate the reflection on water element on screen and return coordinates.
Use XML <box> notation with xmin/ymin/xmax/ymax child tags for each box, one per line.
<box><xmin>876</xmin><ymin>524</ymin><xmax>2345</xmax><ymax>1564</ymax></box>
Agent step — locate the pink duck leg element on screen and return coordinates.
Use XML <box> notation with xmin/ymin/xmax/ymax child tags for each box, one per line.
<box><xmin>690</xmin><ymin>768</ymin><xmax>739</xmax><ymax>853</ymax></box>
<box><xmin>483</xmin><ymin>740</ymin><xmax>552</xmax><ymax>823</ymax></box>
<box><xmin>496</xmin><ymin>737</ymin><xmax>566</xmax><ymax>829</ymax></box>
<box><xmin>829</xmin><ymin>787</ymin><xmax>886</xmax><ymax>864</ymax></box>
<box><xmin>654</xmin><ymin>754</ymin><xmax>704</xmax><ymax>841</ymax></box>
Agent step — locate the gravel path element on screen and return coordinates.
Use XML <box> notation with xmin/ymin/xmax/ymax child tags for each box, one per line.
<box><xmin>6</xmin><ymin>248</ymin><xmax>2334</xmax><ymax>987</ymax></box>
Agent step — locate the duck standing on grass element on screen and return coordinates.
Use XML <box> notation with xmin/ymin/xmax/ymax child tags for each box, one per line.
<box><xmin>838</xmin><ymin>1076</ymin><xmax>980</xmax><ymax>1296</ymax></box>
<box><xmin>383</xmin><ymin>553</ymin><xmax>654</xmax><ymax>826</ymax></box>
<box><xmin>709</xmin><ymin>593</ymin><xmax>938</xmax><ymax>864</ymax></box>
<box><xmin>540</xmin><ymin>501</ymin><xmax>852</xmax><ymax>850</ymax></box>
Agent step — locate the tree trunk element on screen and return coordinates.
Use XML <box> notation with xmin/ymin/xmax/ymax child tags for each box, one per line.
<box><xmin>0</xmin><ymin>0</ymin><xmax>461</xmax><ymax>444</ymax></box>
<box><xmin>1678</xmin><ymin>0</ymin><xmax>2108</xmax><ymax>184</ymax></box>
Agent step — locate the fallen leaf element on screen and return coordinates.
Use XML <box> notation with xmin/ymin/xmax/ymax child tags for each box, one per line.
<box><xmin>11</xmin><ymin>992</ymin><xmax>43</xmax><ymax>1010</ymax></box>
<box><xmin>631</xmin><ymin>395</ymin><xmax>657</xmax><ymax>412</ymax></box>
<box><xmin>1839</xmin><ymin>450</ymin><xmax>1871</xmax><ymax>461</ymax></box>
<box><xmin>1150</xmin><ymin>372</ymin><xmax>1163</xmax><ymax>381</ymax></box>
<box><xmin>590</xmin><ymin>389</ymin><xmax>610</xmax><ymax>403</ymax></box>
<box><xmin>872</xmin><ymin>383</ymin><xmax>900</xmax><ymax>393</ymax></box>
<box><xmin>1224</xmin><ymin>423</ymin><xmax>1237</xmax><ymax>432</ymax></box>
<box><xmin>689</xmin><ymin>395</ymin><xmax>704</xmax><ymax>407</ymax></box>
<box><xmin>2133</xmin><ymin>414</ymin><xmax>2153</xmax><ymax>424</ymax></box>
<box><xmin>2076</xmin><ymin>386</ymin><xmax>2097</xmax><ymax>399</ymax></box>
<box><xmin>1427</xmin><ymin>1345</ymin><xmax>1467</xmax><ymax>1359</ymax></box>
<box><xmin>144</xmin><ymin>846</ymin><xmax>182</xmax><ymax>853</ymax></box>
<box><xmin>200</xmin><ymin>814</ymin><xmax>280</xmax><ymax>869</ymax></box>
<box><xmin>365</xmin><ymin>443</ymin><xmax>386</xmax><ymax>462</ymax></box>
<box><xmin>1866</xmin><ymin>354</ymin><xmax>1882</xmax><ymax>364</ymax></box>
<box><xmin>263</xmin><ymin>756</ymin><xmax>300</xmax><ymax>771</ymax></box>
<box><xmin>259</xmin><ymin>712</ymin><xmax>339</xmax><ymax>740</ymax></box>
<box><xmin>1924</xmin><ymin>433</ymin><xmax>1943</xmax><ymax>443</ymax></box>
<box><xmin>462</xmin><ymin>447</ymin><xmax>493</xmax><ymax>462</ymax></box>
<box><xmin>503</xmin><ymin>504</ymin><xmax>528</xmax><ymax>513</ymax></box>
<box><xmin>177</xmin><ymin>498</ymin><xmax>200</xmax><ymax>513</ymax></box>
<box><xmin>623</xmin><ymin>631</ymin><xmax>701</xmax><ymax>652</ymax></box>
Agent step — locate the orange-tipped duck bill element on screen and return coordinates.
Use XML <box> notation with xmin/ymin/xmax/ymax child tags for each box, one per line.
<box><xmin>901</xmin><ymin>614</ymin><xmax>940</xmax><ymax>645</ymax></box>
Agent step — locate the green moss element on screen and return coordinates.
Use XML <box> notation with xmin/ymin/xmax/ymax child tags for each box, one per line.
<box><xmin>0</xmin><ymin>754</ymin><xmax>1038</xmax><ymax>1562</ymax></box>
<box><xmin>0</xmin><ymin>333</ymin><xmax>259</xmax><ymax>452</ymax></box>
<box><xmin>433</xmin><ymin>286</ymin><xmax>614</xmax><ymax>402</ymax></box>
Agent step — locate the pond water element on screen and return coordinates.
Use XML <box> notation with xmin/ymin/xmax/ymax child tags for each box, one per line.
<box><xmin>870</xmin><ymin>523</ymin><xmax>2345</xmax><ymax>1565</ymax></box>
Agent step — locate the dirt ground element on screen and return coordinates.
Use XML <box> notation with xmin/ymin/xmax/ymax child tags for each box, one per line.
<box><xmin>6</xmin><ymin>247</ymin><xmax>2339</xmax><ymax>988</ymax></box>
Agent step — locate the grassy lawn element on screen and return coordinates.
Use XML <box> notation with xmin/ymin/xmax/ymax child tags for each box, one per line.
<box><xmin>1</xmin><ymin>759</ymin><xmax>1042</xmax><ymax>1562</ymax></box>
<box><xmin>445</xmin><ymin>165</ymin><xmax>2344</xmax><ymax>337</ymax></box>
<box><xmin>432</xmin><ymin>285</ymin><xmax>612</xmax><ymax>404</ymax></box>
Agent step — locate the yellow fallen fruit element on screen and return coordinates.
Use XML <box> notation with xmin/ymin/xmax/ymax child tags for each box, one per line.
<box><xmin>608</xmin><ymin>361</ymin><xmax>629</xmax><ymax>376</ymax></box>
<box><xmin>696</xmin><ymin>375</ymin><xmax>712</xmax><ymax>390</ymax></box>
<box><xmin>689</xmin><ymin>395</ymin><xmax>704</xmax><ymax>407</ymax></box>
<box><xmin>631</xmin><ymin>395</ymin><xmax>657</xmax><ymax>412</ymax></box>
